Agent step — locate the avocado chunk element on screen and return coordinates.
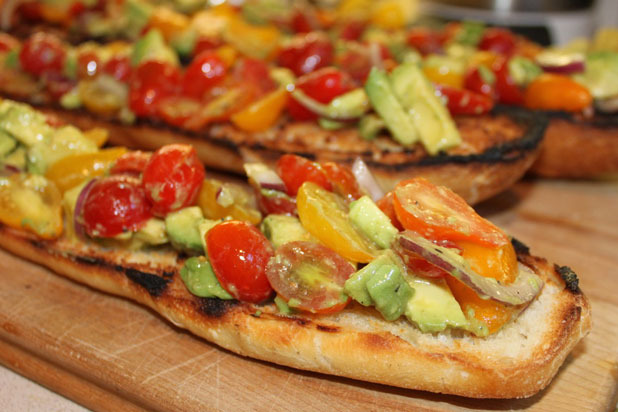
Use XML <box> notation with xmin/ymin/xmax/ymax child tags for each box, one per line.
<box><xmin>0</xmin><ymin>130</ymin><xmax>17</xmax><ymax>158</ymax></box>
<box><xmin>358</xmin><ymin>114</ymin><xmax>385</xmax><ymax>141</ymax></box>
<box><xmin>508</xmin><ymin>56</ymin><xmax>541</xmax><ymax>86</ymax></box>
<box><xmin>165</xmin><ymin>206</ymin><xmax>206</xmax><ymax>252</ymax></box>
<box><xmin>3</xmin><ymin>146</ymin><xmax>26</xmax><ymax>169</ymax></box>
<box><xmin>0</xmin><ymin>103</ymin><xmax>53</xmax><ymax>147</ymax></box>
<box><xmin>389</xmin><ymin>62</ymin><xmax>461</xmax><ymax>155</ymax></box>
<box><xmin>344</xmin><ymin>253</ymin><xmax>413</xmax><ymax>321</ymax></box>
<box><xmin>131</xmin><ymin>29</ymin><xmax>179</xmax><ymax>67</ymax></box>
<box><xmin>404</xmin><ymin>276</ymin><xmax>469</xmax><ymax>333</ymax></box>
<box><xmin>135</xmin><ymin>218</ymin><xmax>169</xmax><ymax>245</ymax></box>
<box><xmin>125</xmin><ymin>0</ymin><xmax>154</xmax><ymax>39</ymax></box>
<box><xmin>574</xmin><ymin>51</ymin><xmax>618</xmax><ymax>99</ymax></box>
<box><xmin>365</xmin><ymin>68</ymin><xmax>419</xmax><ymax>146</ymax></box>
<box><xmin>348</xmin><ymin>195</ymin><xmax>398</xmax><ymax>249</ymax></box>
<box><xmin>180</xmin><ymin>256</ymin><xmax>233</xmax><ymax>299</ymax></box>
<box><xmin>260</xmin><ymin>214</ymin><xmax>313</xmax><ymax>249</ymax></box>
<box><xmin>27</xmin><ymin>125</ymin><xmax>98</xmax><ymax>174</ymax></box>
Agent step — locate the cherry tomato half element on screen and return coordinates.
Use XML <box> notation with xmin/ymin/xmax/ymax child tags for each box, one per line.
<box><xmin>81</xmin><ymin>175</ymin><xmax>152</xmax><ymax>238</ymax></box>
<box><xmin>523</xmin><ymin>73</ymin><xmax>592</xmax><ymax>112</ymax></box>
<box><xmin>142</xmin><ymin>144</ymin><xmax>205</xmax><ymax>217</ymax></box>
<box><xmin>129</xmin><ymin>61</ymin><xmax>181</xmax><ymax>117</ymax></box>
<box><xmin>0</xmin><ymin>33</ymin><xmax>19</xmax><ymax>52</ymax></box>
<box><xmin>278</xmin><ymin>32</ymin><xmax>334</xmax><ymax>76</ymax></box>
<box><xmin>102</xmin><ymin>55</ymin><xmax>132</xmax><ymax>82</ymax></box>
<box><xmin>182</xmin><ymin>51</ymin><xmax>227</xmax><ymax>99</ymax></box>
<box><xmin>463</xmin><ymin>65</ymin><xmax>496</xmax><ymax>99</ymax></box>
<box><xmin>276</xmin><ymin>154</ymin><xmax>332</xmax><ymax>196</ymax></box>
<box><xmin>109</xmin><ymin>150</ymin><xmax>152</xmax><ymax>175</ymax></box>
<box><xmin>406</xmin><ymin>28</ymin><xmax>447</xmax><ymax>56</ymax></box>
<box><xmin>321</xmin><ymin>161</ymin><xmax>362</xmax><ymax>202</ymax></box>
<box><xmin>376</xmin><ymin>191</ymin><xmax>403</xmax><ymax>231</ymax></box>
<box><xmin>206</xmin><ymin>220</ymin><xmax>274</xmax><ymax>303</ymax></box>
<box><xmin>287</xmin><ymin>67</ymin><xmax>354</xmax><ymax>121</ymax></box>
<box><xmin>392</xmin><ymin>178</ymin><xmax>509</xmax><ymax>248</ymax></box>
<box><xmin>435</xmin><ymin>84</ymin><xmax>494</xmax><ymax>115</ymax></box>
<box><xmin>478</xmin><ymin>28</ymin><xmax>516</xmax><ymax>56</ymax></box>
<box><xmin>76</xmin><ymin>51</ymin><xmax>99</xmax><ymax>78</ymax></box>
<box><xmin>19</xmin><ymin>32</ymin><xmax>66</xmax><ymax>76</ymax></box>
<box><xmin>266</xmin><ymin>241</ymin><xmax>354</xmax><ymax>314</ymax></box>
<box><xmin>255</xmin><ymin>188</ymin><xmax>298</xmax><ymax>216</ymax></box>
<box><xmin>492</xmin><ymin>57</ymin><xmax>524</xmax><ymax>105</ymax></box>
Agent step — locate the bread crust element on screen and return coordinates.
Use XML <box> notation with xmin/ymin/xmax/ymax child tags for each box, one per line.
<box><xmin>530</xmin><ymin>112</ymin><xmax>618</xmax><ymax>178</ymax></box>
<box><xmin>0</xmin><ymin>225</ymin><xmax>590</xmax><ymax>399</ymax></box>
<box><xmin>27</xmin><ymin>103</ymin><xmax>545</xmax><ymax>205</ymax></box>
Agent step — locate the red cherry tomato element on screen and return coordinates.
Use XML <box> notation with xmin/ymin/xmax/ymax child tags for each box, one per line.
<box><xmin>68</xmin><ymin>1</ymin><xmax>87</xmax><ymax>17</ymax></box>
<box><xmin>463</xmin><ymin>66</ymin><xmax>495</xmax><ymax>99</ymax></box>
<box><xmin>192</xmin><ymin>37</ymin><xmax>223</xmax><ymax>57</ymax></box>
<box><xmin>142</xmin><ymin>144</ymin><xmax>205</xmax><ymax>217</ymax></box>
<box><xmin>340</xmin><ymin>20</ymin><xmax>366</xmax><ymax>41</ymax></box>
<box><xmin>44</xmin><ymin>72</ymin><xmax>75</xmax><ymax>100</ymax></box>
<box><xmin>278</xmin><ymin>33</ymin><xmax>334</xmax><ymax>76</ymax></box>
<box><xmin>255</xmin><ymin>188</ymin><xmax>298</xmax><ymax>216</ymax></box>
<box><xmin>206</xmin><ymin>220</ymin><xmax>274</xmax><ymax>303</ymax></box>
<box><xmin>394</xmin><ymin>246</ymin><xmax>450</xmax><ymax>278</ymax></box>
<box><xmin>290</xmin><ymin>11</ymin><xmax>314</xmax><ymax>33</ymax></box>
<box><xmin>434</xmin><ymin>84</ymin><xmax>494</xmax><ymax>115</ymax></box>
<box><xmin>376</xmin><ymin>191</ymin><xmax>403</xmax><ymax>231</ymax></box>
<box><xmin>234</xmin><ymin>58</ymin><xmax>277</xmax><ymax>96</ymax></box>
<box><xmin>77</xmin><ymin>51</ymin><xmax>99</xmax><ymax>78</ymax></box>
<box><xmin>19</xmin><ymin>32</ymin><xmax>66</xmax><ymax>76</ymax></box>
<box><xmin>109</xmin><ymin>150</ymin><xmax>152</xmax><ymax>175</ymax></box>
<box><xmin>266</xmin><ymin>241</ymin><xmax>354</xmax><ymax>314</ymax></box>
<box><xmin>392</xmin><ymin>178</ymin><xmax>509</xmax><ymax>248</ymax></box>
<box><xmin>492</xmin><ymin>57</ymin><xmax>524</xmax><ymax>105</ymax></box>
<box><xmin>81</xmin><ymin>175</ymin><xmax>152</xmax><ymax>238</ymax></box>
<box><xmin>17</xmin><ymin>2</ymin><xmax>43</xmax><ymax>20</ymax></box>
<box><xmin>102</xmin><ymin>56</ymin><xmax>132</xmax><ymax>82</ymax></box>
<box><xmin>182</xmin><ymin>51</ymin><xmax>227</xmax><ymax>99</ymax></box>
<box><xmin>157</xmin><ymin>96</ymin><xmax>202</xmax><ymax>127</ymax></box>
<box><xmin>129</xmin><ymin>61</ymin><xmax>181</xmax><ymax>117</ymax></box>
<box><xmin>320</xmin><ymin>161</ymin><xmax>362</xmax><ymax>202</ymax></box>
<box><xmin>276</xmin><ymin>154</ymin><xmax>332</xmax><ymax>196</ymax></box>
<box><xmin>406</xmin><ymin>28</ymin><xmax>447</xmax><ymax>56</ymax></box>
<box><xmin>337</xmin><ymin>43</ymin><xmax>392</xmax><ymax>84</ymax></box>
<box><xmin>287</xmin><ymin>67</ymin><xmax>354</xmax><ymax>121</ymax></box>
<box><xmin>479</xmin><ymin>28</ymin><xmax>516</xmax><ymax>56</ymax></box>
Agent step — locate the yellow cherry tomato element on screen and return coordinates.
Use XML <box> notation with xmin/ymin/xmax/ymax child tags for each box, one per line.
<box><xmin>197</xmin><ymin>179</ymin><xmax>262</xmax><ymax>225</ymax></box>
<box><xmin>445</xmin><ymin>240</ymin><xmax>519</xmax><ymax>335</ymax></box>
<box><xmin>82</xmin><ymin>128</ymin><xmax>109</xmax><ymax>148</ymax></box>
<box><xmin>230</xmin><ymin>88</ymin><xmax>288</xmax><ymax>132</ymax></box>
<box><xmin>45</xmin><ymin>147</ymin><xmax>127</xmax><ymax>193</ymax></box>
<box><xmin>148</xmin><ymin>7</ymin><xmax>190</xmax><ymax>41</ymax></box>
<box><xmin>224</xmin><ymin>16</ymin><xmax>281</xmax><ymax>60</ymax></box>
<box><xmin>370</xmin><ymin>0</ymin><xmax>417</xmax><ymax>30</ymax></box>
<box><xmin>422</xmin><ymin>66</ymin><xmax>464</xmax><ymax>89</ymax></box>
<box><xmin>524</xmin><ymin>73</ymin><xmax>592</xmax><ymax>112</ymax></box>
<box><xmin>215</xmin><ymin>45</ymin><xmax>238</xmax><ymax>68</ymax></box>
<box><xmin>0</xmin><ymin>173</ymin><xmax>63</xmax><ymax>239</ymax></box>
<box><xmin>297</xmin><ymin>182</ymin><xmax>377</xmax><ymax>263</ymax></box>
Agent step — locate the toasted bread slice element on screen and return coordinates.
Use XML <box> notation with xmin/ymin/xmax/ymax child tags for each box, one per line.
<box><xmin>26</xmin><ymin>103</ymin><xmax>546</xmax><ymax>205</ymax></box>
<box><xmin>0</xmin><ymin>224</ymin><xmax>590</xmax><ymax>399</ymax></box>
<box><xmin>530</xmin><ymin>112</ymin><xmax>618</xmax><ymax>178</ymax></box>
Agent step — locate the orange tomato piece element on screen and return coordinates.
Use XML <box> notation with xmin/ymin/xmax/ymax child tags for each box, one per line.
<box><xmin>422</xmin><ymin>66</ymin><xmax>464</xmax><ymax>89</ymax></box>
<box><xmin>524</xmin><ymin>73</ymin><xmax>592</xmax><ymax>112</ymax></box>
<box><xmin>197</xmin><ymin>179</ymin><xmax>261</xmax><ymax>225</ymax></box>
<box><xmin>296</xmin><ymin>182</ymin><xmax>376</xmax><ymax>263</ymax></box>
<box><xmin>230</xmin><ymin>88</ymin><xmax>288</xmax><ymax>132</ymax></box>
<box><xmin>45</xmin><ymin>147</ymin><xmax>128</xmax><ymax>193</ymax></box>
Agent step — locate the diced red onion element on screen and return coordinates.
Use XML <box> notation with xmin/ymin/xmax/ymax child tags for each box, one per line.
<box><xmin>351</xmin><ymin>157</ymin><xmax>384</xmax><ymax>202</ymax></box>
<box><xmin>536</xmin><ymin>51</ymin><xmax>585</xmax><ymax>74</ymax></box>
<box><xmin>243</xmin><ymin>163</ymin><xmax>287</xmax><ymax>192</ymax></box>
<box><xmin>0</xmin><ymin>164</ymin><xmax>21</xmax><ymax>177</ymax></box>
<box><xmin>540</xmin><ymin>60</ymin><xmax>585</xmax><ymax>74</ymax></box>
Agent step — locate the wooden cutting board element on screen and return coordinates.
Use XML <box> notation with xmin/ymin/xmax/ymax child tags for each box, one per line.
<box><xmin>1</xmin><ymin>178</ymin><xmax>617</xmax><ymax>412</ymax></box>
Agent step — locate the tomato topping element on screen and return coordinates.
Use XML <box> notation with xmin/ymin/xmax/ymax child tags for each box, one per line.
<box><xmin>110</xmin><ymin>150</ymin><xmax>151</xmax><ymax>175</ymax></box>
<box><xmin>435</xmin><ymin>84</ymin><xmax>494</xmax><ymax>115</ymax></box>
<box><xmin>44</xmin><ymin>72</ymin><xmax>75</xmax><ymax>100</ymax></box>
<box><xmin>128</xmin><ymin>61</ymin><xmax>181</xmax><ymax>117</ymax></box>
<box><xmin>492</xmin><ymin>57</ymin><xmax>524</xmax><ymax>105</ymax></box>
<box><xmin>266</xmin><ymin>241</ymin><xmax>354</xmax><ymax>314</ymax></box>
<box><xmin>339</xmin><ymin>20</ymin><xmax>366</xmax><ymax>41</ymax></box>
<box><xmin>230</xmin><ymin>87</ymin><xmax>288</xmax><ymax>132</ymax></box>
<box><xmin>277</xmin><ymin>33</ymin><xmax>334</xmax><ymax>76</ymax></box>
<box><xmin>182</xmin><ymin>51</ymin><xmax>227</xmax><ymax>99</ymax></box>
<box><xmin>463</xmin><ymin>66</ymin><xmax>496</xmax><ymax>99</ymax></box>
<box><xmin>290</xmin><ymin>11</ymin><xmax>314</xmax><ymax>34</ymax></box>
<box><xmin>276</xmin><ymin>154</ymin><xmax>332</xmax><ymax>196</ymax></box>
<box><xmin>392</xmin><ymin>178</ymin><xmax>509</xmax><ymax>248</ymax></box>
<box><xmin>287</xmin><ymin>67</ymin><xmax>354</xmax><ymax>121</ymax></box>
<box><xmin>76</xmin><ymin>51</ymin><xmax>99</xmax><ymax>78</ymax></box>
<box><xmin>102</xmin><ymin>56</ymin><xmax>132</xmax><ymax>82</ymax></box>
<box><xmin>157</xmin><ymin>96</ymin><xmax>202</xmax><ymax>127</ymax></box>
<box><xmin>197</xmin><ymin>179</ymin><xmax>261</xmax><ymax>225</ymax></box>
<box><xmin>0</xmin><ymin>33</ymin><xmax>18</xmax><ymax>52</ymax></box>
<box><xmin>320</xmin><ymin>161</ymin><xmax>362</xmax><ymax>202</ymax></box>
<box><xmin>478</xmin><ymin>28</ymin><xmax>516</xmax><ymax>56</ymax></box>
<box><xmin>234</xmin><ymin>57</ymin><xmax>277</xmax><ymax>96</ymax></box>
<box><xmin>142</xmin><ymin>144</ymin><xmax>205</xmax><ymax>217</ymax></box>
<box><xmin>19</xmin><ymin>32</ymin><xmax>66</xmax><ymax>76</ymax></box>
<box><xmin>523</xmin><ymin>73</ymin><xmax>592</xmax><ymax>112</ymax></box>
<box><xmin>376</xmin><ymin>191</ymin><xmax>403</xmax><ymax>231</ymax></box>
<box><xmin>81</xmin><ymin>175</ymin><xmax>152</xmax><ymax>238</ymax></box>
<box><xmin>192</xmin><ymin>37</ymin><xmax>223</xmax><ymax>57</ymax></box>
<box><xmin>297</xmin><ymin>182</ymin><xmax>376</xmax><ymax>263</ymax></box>
<box><xmin>255</xmin><ymin>188</ymin><xmax>297</xmax><ymax>216</ymax></box>
<box><xmin>406</xmin><ymin>28</ymin><xmax>447</xmax><ymax>56</ymax></box>
<box><xmin>206</xmin><ymin>221</ymin><xmax>274</xmax><ymax>303</ymax></box>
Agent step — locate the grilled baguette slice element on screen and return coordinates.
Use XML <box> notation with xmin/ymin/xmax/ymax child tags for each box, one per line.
<box><xmin>530</xmin><ymin>112</ymin><xmax>618</xmax><ymax>178</ymax></box>
<box><xmin>30</xmin><ymin>103</ymin><xmax>546</xmax><ymax>205</ymax></box>
<box><xmin>0</xmin><ymin>224</ymin><xmax>590</xmax><ymax>399</ymax></box>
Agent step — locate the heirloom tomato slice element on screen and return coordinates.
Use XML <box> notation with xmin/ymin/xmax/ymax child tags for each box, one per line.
<box><xmin>206</xmin><ymin>221</ymin><xmax>274</xmax><ymax>303</ymax></box>
<box><xmin>392</xmin><ymin>178</ymin><xmax>509</xmax><ymax>248</ymax></box>
<box><xmin>296</xmin><ymin>182</ymin><xmax>376</xmax><ymax>263</ymax></box>
<box><xmin>142</xmin><ymin>144</ymin><xmax>205</xmax><ymax>217</ymax></box>
<box><xmin>266</xmin><ymin>241</ymin><xmax>354</xmax><ymax>314</ymax></box>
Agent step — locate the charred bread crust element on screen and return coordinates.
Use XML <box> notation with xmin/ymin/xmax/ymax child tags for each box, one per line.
<box><xmin>15</xmin><ymin>99</ymin><xmax>546</xmax><ymax>205</ymax></box>
<box><xmin>0</xmin><ymin>224</ymin><xmax>590</xmax><ymax>399</ymax></box>
<box><xmin>530</xmin><ymin>111</ymin><xmax>618</xmax><ymax>178</ymax></box>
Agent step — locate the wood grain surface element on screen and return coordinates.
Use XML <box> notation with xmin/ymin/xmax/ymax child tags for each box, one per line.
<box><xmin>0</xmin><ymin>177</ymin><xmax>617</xmax><ymax>412</ymax></box>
